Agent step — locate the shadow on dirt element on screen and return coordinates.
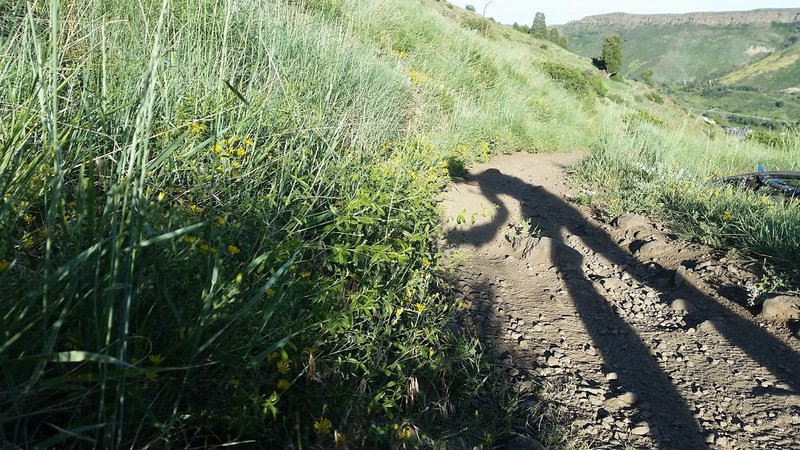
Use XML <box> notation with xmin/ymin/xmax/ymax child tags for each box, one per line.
<box><xmin>447</xmin><ymin>168</ymin><xmax>800</xmax><ymax>449</ymax></box>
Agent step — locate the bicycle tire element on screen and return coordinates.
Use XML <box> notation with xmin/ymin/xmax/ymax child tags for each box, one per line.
<box><xmin>707</xmin><ymin>171</ymin><xmax>800</xmax><ymax>198</ymax></box>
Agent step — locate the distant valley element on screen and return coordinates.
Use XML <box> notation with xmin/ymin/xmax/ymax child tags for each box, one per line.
<box><xmin>560</xmin><ymin>9</ymin><xmax>800</xmax><ymax>129</ymax></box>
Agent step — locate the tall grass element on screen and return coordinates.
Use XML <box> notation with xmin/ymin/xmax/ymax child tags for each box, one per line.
<box><xmin>0</xmin><ymin>0</ymin><xmax>602</xmax><ymax>447</ymax></box>
<box><xmin>575</xmin><ymin>100</ymin><xmax>800</xmax><ymax>273</ymax></box>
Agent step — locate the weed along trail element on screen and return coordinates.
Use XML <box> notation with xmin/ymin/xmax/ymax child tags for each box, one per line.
<box><xmin>441</xmin><ymin>152</ymin><xmax>800</xmax><ymax>450</ymax></box>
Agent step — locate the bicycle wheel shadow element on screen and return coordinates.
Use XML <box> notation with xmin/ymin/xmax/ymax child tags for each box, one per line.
<box><xmin>445</xmin><ymin>164</ymin><xmax>800</xmax><ymax>449</ymax></box>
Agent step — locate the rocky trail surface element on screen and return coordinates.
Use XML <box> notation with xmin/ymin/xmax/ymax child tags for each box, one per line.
<box><xmin>441</xmin><ymin>152</ymin><xmax>800</xmax><ymax>449</ymax></box>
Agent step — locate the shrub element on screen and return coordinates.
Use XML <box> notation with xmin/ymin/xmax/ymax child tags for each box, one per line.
<box><xmin>539</xmin><ymin>62</ymin><xmax>606</xmax><ymax>101</ymax></box>
<box><xmin>645</xmin><ymin>91</ymin><xmax>664</xmax><ymax>104</ymax></box>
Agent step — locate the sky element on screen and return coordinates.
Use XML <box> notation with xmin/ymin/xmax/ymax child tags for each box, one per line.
<box><xmin>446</xmin><ymin>1</ymin><xmax>800</xmax><ymax>25</ymax></box>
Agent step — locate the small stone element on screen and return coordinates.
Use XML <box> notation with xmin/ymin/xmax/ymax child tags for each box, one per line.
<box><xmin>601</xmin><ymin>277</ymin><xmax>628</xmax><ymax>292</ymax></box>
<box><xmin>636</xmin><ymin>240</ymin><xmax>667</xmax><ymax>260</ymax></box>
<box><xmin>605</xmin><ymin>372</ymin><xmax>619</xmax><ymax>381</ymax></box>
<box><xmin>760</xmin><ymin>295</ymin><xmax>800</xmax><ymax>321</ymax></box>
<box><xmin>698</xmin><ymin>319</ymin><xmax>723</xmax><ymax>333</ymax></box>
<box><xmin>671</xmin><ymin>299</ymin><xmax>696</xmax><ymax>315</ymax></box>
<box><xmin>616</xmin><ymin>214</ymin><xmax>648</xmax><ymax>231</ymax></box>
<box><xmin>631</xmin><ymin>423</ymin><xmax>651</xmax><ymax>435</ymax></box>
<box><xmin>604</xmin><ymin>392</ymin><xmax>637</xmax><ymax>411</ymax></box>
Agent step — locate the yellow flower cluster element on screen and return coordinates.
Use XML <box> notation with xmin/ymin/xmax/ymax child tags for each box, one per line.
<box><xmin>211</xmin><ymin>136</ymin><xmax>254</xmax><ymax>158</ymax></box>
<box><xmin>187</xmin><ymin>121</ymin><xmax>206</xmax><ymax>135</ymax></box>
<box><xmin>408</xmin><ymin>69</ymin><xmax>430</xmax><ymax>85</ymax></box>
<box><xmin>211</xmin><ymin>136</ymin><xmax>253</xmax><ymax>177</ymax></box>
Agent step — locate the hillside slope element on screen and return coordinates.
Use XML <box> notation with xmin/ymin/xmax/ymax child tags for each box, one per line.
<box><xmin>561</xmin><ymin>9</ymin><xmax>800</xmax><ymax>83</ymax></box>
<box><xmin>721</xmin><ymin>40</ymin><xmax>800</xmax><ymax>90</ymax></box>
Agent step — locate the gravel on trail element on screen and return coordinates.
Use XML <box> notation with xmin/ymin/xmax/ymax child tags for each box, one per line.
<box><xmin>442</xmin><ymin>152</ymin><xmax>800</xmax><ymax>450</ymax></box>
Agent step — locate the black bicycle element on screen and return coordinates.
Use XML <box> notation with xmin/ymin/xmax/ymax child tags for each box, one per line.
<box><xmin>707</xmin><ymin>171</ymin><xmax>800</xmax><ymax>199</ymax></box>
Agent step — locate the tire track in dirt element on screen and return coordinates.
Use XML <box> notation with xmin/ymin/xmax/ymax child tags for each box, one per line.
<box><xmin>442</xmin><ymin>152</ymin><xmax>800</xmax><ymax>449</ymax></box>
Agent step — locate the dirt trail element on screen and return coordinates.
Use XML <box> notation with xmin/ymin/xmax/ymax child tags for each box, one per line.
<box><xmin>441</xmin><ymin>152</ymin><xmax>800</xmax><ymax>450</ymax></box>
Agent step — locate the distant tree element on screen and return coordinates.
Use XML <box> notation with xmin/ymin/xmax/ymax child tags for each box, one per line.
<box><xmin>599</xmin><ymin>34</ymin><xmax>623</xmax><ymax>75</ymax></box>
<box><xmin>465</xmin><ymin>4</ymin><xmax>476</xmax><ymax>12</ymax></box>
<box><xmin>547</xmin><ymin>27</ymin><xmax>568</xmax><ymax>49</ymax></box>
<box><xmin>548</xmin><ymin>27</ymin><xmax>559</xmax><ymax>42</ymax></box>
<box><xmin>531</xmin><ymin>12</ymin><xmax>547</xmax><ymax>39</ymax></box>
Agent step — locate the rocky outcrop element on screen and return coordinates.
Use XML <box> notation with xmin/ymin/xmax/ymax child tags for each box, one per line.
<box><xmin>564</xmin><ymin>8</ymin><xmax>800</xmax><ymax>29</ymax></box>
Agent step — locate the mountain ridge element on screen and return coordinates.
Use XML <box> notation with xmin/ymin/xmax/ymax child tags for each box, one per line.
<box><xmin>564</xmin><ymin>8</ymin><xmax>800</xmax><ymax>28</ymax></box>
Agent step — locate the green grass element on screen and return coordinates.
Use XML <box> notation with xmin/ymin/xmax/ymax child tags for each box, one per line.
<box><xmin>574</xmin><ymin>98</ymin><xmax>800</xmax><ymax>272</ymax></box>
<box><xmin>0</xmin><ymin>0</ymin><xmax>605</xmax><ymax>447</ymax></box>
<box><xmin>2</xmin><ymin>0</ymin><xmax>798</xmax><ymax>448</ymax></box>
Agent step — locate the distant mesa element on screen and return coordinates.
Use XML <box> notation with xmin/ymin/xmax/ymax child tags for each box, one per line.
<box><xmin>564</xmin><ymin>8</ymin><xmax>800</xmax><ymax>28</ymax></box>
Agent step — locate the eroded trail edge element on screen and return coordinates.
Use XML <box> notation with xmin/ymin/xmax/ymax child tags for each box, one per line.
<box><xmin>441</xmin><ymin>152</ymin><xmax>800</xmax><ymax>450</ymax></box>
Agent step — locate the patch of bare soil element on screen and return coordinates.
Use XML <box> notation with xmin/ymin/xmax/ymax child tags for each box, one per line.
<box><xmin>441</xmin><ymin>152</ymin><xmax>800</xmax><ymax>449</ymax></box>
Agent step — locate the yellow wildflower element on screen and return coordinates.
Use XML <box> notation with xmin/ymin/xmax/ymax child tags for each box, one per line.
<box><xmin>398</xmin><ymin>426</ymin><xmax>413</xmax><ymax>440</ymax></box>
<box><xmin>145</xmin><ymin>371</ymin><xmax>159</xmax><ymax>382</ymax></box>
<box><xmin>266</xmin><ymin>288</ymin><xmax>276</xmax><ymax>298</ymax></box>
<box><xmin>22</xmin><ymin>214</ymin><xmax>34</xmax><ymax>224</ymax></box>
<box><xmin>216</xmin><ymin>165</ymin><xmax>224</xmax><ymax>173</ymax></box>
<box><xmin>183</xmin><ymin>235</ymin><xmax>199</xmax><ymax>244</ymax></box>
<box><xmin>277</xmin><ymin>379</ymin><xmax>290</xmax><ymax>390</ymax></box>
<box><xmin>228</xmin><ymin>244</ymin><xmax>240</xmax><ymax>255</ymax></box>
<box><xmin>211</xmin><ymin>143</ymin><xmax>223</xmax><ymax>154</ymax></box>
<box><xmin>235</xmin><ymin>272</ymin><xmax>243</xmax><ymax>284</ymax></box>
<box><xmin>148</xmin><ymin>354</ymin><xmax>165</xmax><ymax>365</ymax></box>
<box><xmin>299</xmin><ymin>271</ymin><xmax>311</xmax><ymax>278</ymax></box>
<box><xmin>415</xmin><ymin>303</ymin><xmax>427</xmax><ymax>313</ymax></box>
<box><xmin>244</xmin><ymin>138</ymin><xmax>254</xmax><ymax>146</ymax></box>
<box><xmin>314</xmin><ymin>418</ymin><xmax>332</xmax><ymax>435</ymax></box>
<box><xmin>229</xmin><ymin>378</ymin><xmax>240</xmax><ymax>388</ymax></box>
<box><xmin>187</xmin><ymin>122</ymin><xmax>206</xmax><ymax>135</ymax></box>
<box><xmin>235</xmin><ymin>147</ymin><xmax>246</xmax><ymax>157</ymax></box>
<box><xmin>421</xmin><ymin>258</ymin><xmax>430</xmax><ymax>267</ymax></box>
<box><xmin>188</xmin><ymin>204</ymin><xmax>205</xmax><ymax>214</ymax></box>
<box><xmin>198</xmin><ymin>242</ymin><xmax>215</xmax><ymax>254</ymax></box>
<box><xmin>215</xmin><ymin>216</ymin><xmax>226</xmax><ymax>227</ymax></box>
<box><xmin>157</xmin><ymin>191</ymin><xmax>167</xmax><ymax>202</ymax></box>
<box><xmin>0</xmin><ymin>261</ymin><xmax>10</xmax><ymax>272</ymax></box>
<box><xmin>721</xmin><ymin>211</ymin><xmax>733</xmax><ymax>222</ymax></box>
<box><xmin>276</xmin><ymin>359</ymin><xmax>291</xmax><ymax>374</ymax></box>
<box><xmin>21</xmin><ymin>233</ymin><xmax>34</xmax><ymax>250</ymax></box>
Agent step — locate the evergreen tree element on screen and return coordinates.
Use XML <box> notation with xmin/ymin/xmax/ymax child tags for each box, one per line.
<box><xmin>600</xmin><ymin>34</ymin><xmax>623</xmax><ymax>75</ymax></box>
<box><xmin>531</xmin><ymin>12</ymin><xmax>547</xmax><ymax>39</ymax></box>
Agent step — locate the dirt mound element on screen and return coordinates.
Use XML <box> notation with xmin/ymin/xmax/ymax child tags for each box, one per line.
<box><xmin>442</xmin><ymin>152</ymin><xmax>800</xmax><ymax>449</ymax></box>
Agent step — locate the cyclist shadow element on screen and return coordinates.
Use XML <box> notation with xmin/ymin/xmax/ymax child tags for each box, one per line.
<box><xmin>447</xmin><ymin>166</ymin><xmax>800</xmax><ymax>449</ymax></box>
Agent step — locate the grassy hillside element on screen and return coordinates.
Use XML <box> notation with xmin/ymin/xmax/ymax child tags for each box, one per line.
<box><xmin>721</xmin><ymin>41</ymin><xmax>800</xmax><ymax>90</ymax></box>
<box><xmin>1</xmin><ymin>0</ymin><xmax>798</xmax><ymax>448</ymax></box>
<box><xmin>561</xmin><ymin>20</ymin><xmax>798</xmax><ymax>82</ymax></box>
<box><xmin>0</xmin><ymin>0</ymin><xmax>600</xmax><ymax>447</ymax></box>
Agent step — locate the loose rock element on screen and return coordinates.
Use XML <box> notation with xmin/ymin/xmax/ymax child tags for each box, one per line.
<box><xmin>636</xmin><ymin>240</ymin><xmax>667</xmax><ymax>260</ymax></box>
<box><xmin>616</xmin><ymin>213</ymin><xmax>648</xmax><ymax>231</ymax></box>
<box><xmin>671</xmin><ymin>299</ymin><xmax>696</xmax><ymax>315</ymax></box>
<box><xmin>760</xmin><ymin>295</ymin><xmax>800</xmax><ymax>321</ymax></box>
